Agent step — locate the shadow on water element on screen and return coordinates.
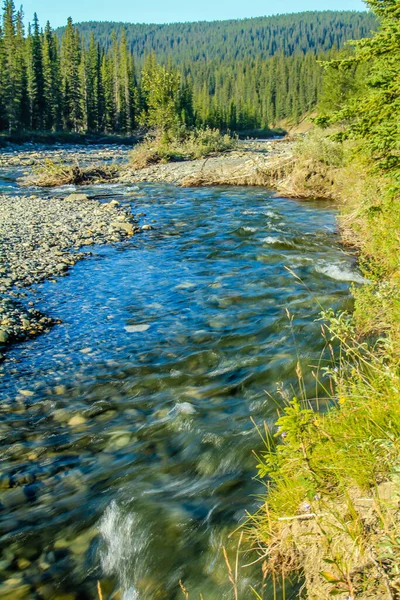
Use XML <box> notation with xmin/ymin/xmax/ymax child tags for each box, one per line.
<box><xmin>0</xmin><ymin>170</ymin><xmax>360</xmax><ymax>598</ymax></box>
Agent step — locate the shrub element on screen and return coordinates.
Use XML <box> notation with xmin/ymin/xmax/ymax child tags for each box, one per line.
<box><xmin>294</xmin><ymin>128</ymin><xmax>344</xmax><ymax>167</ymax></box>
<box><xmin>129</xmin><ymin>127</ymin><xmax>237</xmax><ymax>169</ymax></box>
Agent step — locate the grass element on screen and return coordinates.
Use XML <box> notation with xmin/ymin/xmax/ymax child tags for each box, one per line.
<box><xmin>129</xmin><ymin>127</ymin><xmax>237</xmax><ymax>169</ymax></box>
<box><xmin>249</xmin><ymin>129</ymin><xmax>400</xmax><ymax>598</ymax></box>
<box><xmin>20</xmin><ymin>159</ymin><xmax>120</xmax><ymax>187</ymax></box>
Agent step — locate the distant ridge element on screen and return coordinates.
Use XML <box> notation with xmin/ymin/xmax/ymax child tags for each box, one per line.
<box><xmin>57</xmin><ymin>11</ymin><xmax>377</xmax><ymax>64</ymax></box>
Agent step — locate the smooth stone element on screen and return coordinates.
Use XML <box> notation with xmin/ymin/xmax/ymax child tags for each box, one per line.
<box><xmin>68</xmin><ymin>414</ymin><xmax>86</xmax><ymax>427</ymax></box>
<box><xmin>141</xmin><ymin>224</ymin><xmax>153</xmax><ymax>230</ymax></box>
<box><xmin>83</xmin><ymin>400</ymin><xmax>113</xmax><ymax>418</ymax></box>
<box><xmin>107</xmin><ymin>434</ymin><xmax>132</xmax><ymax>450</ymax></box>
<box><xmin>124</xmin><ymin>324</ymin><xmax>150</xmax><ymax>333</ymax></box>
<box><xmin>0</xmin><ymin>328</ymin><xmax>9</xmax><ymax>344</ymax></box>
<box><xmin>111</xmin><ymin>221</ymin><xmax>134</xmax><ymax>235</ymax></box>
<box><xmin>54</xmin><ymin>385</ymin><xmax>67</xmax><ymax>395</ymax></box>
<box><xmin>19</xmin><ymin>389</ymin><xmax>34</xmax><ymax>397</ymax></box>
<box><xmin>64</xmin><ymin>193</ymin><xmax>88</xmax><ymax>202</ymax></box>
<box><xmin>0</xmin><ymin>583</ymin><xmax>31</xmax><ymax>600</ymax></box>
<box><xmin>16</xmin><ymin>558</ymin><xmax>30</xmax><ymax>570</ymax></box>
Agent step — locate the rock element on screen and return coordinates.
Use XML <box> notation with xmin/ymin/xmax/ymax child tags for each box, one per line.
<box><xmin>141</xmin><ymin>224</ymin><xmax>153</xmax><ymax>231</ymax></box>
<box><xmin>0</xmin><ymin>328</ymin><xmax>9</xmax><ymax>344</ymax></box>
<box><xmin>111</xmin><ymin>221</ymin><xmax>135</xmax><ymax>235</ymax></box>
<box><xmin>19</xmin><ymin>389</ymin><xmax>34</xmax><ymax>397</ymax></box>
<box><xmin>0</xmin><ymin>582</ymin><xmax>31</xmax><ymax>600</ymax></box>
<box><xmin>64</xmin><ymin>193</ymin><xmax>89</xmax><ymax>202</ymax></box>
<box><xmin>105</xmin><ymin>200</ymin><xmax>120</xmax><ymax>208</ymax></box>
<box><xmin>54</xmin><ymin>385</ymin><xmax>67</xmax><ymax>395</ymax></box>
<box><xmin>68</xmin><ymin>414</ymin><xmax>86</xmax><ymax>427</ymax></box>
<box><xmin>16</xmin><ymin>558</ymin><xmax>30</xmax><ymax>570</ymax></box>
<box><xmin>124</xmin><ymin>324</ymin><xmax>150</xmax><ymax>333</ymax></box>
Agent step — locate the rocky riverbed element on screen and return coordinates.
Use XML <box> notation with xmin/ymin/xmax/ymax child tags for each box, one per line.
<box><xmin>14</xmin><ymin>139</ymin><xmax>295</xmax><ymax>189</ymax></box>
<box><xmin>0</xmin><ymin>192</ymin><xmax>141</xmax><ymax>358</ymax></box>
<box><xmin>0</xmin><ymin>143</ymin><xmax>129</xmax><ymax>169</ymax></box>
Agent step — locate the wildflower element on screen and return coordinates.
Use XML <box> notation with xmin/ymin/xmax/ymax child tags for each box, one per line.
<box><xmin>281</xmin><ymin>431</ymin><xmax>288</xmax><ymax>439</ymax></box>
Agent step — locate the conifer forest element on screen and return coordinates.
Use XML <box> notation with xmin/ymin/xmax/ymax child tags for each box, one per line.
<box><xmin>0</xmin><ymin>4</ymin><xmax>377</xmax><ymax>134</ymax></box>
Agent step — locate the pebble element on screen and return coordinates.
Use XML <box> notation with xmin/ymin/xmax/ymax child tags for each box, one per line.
<box><xmin>125</xmin><ymin>324</ymin><xmax>150</xmax><ymax>333</ymax></box>
<box><xmin>68</xmin><ymin>414</ymin><xmax>86</xmax><ymax>427</ymax></box>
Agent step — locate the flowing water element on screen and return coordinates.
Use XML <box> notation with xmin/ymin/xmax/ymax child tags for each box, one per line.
<box><xmin>0</xmin><ymin>149</ymin><xmax>363</xmax><ymax>599</ymax></box>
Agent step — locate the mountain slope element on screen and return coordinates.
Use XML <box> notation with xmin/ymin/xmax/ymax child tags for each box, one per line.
<box><xmin>58</xmin><ymin>11</ymin><xmax>377</xmax><ymax>64</ymax></box>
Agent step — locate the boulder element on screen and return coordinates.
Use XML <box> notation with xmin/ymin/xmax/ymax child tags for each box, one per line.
<box><xmin>64</xmin><ymin>193</ymin><xmax>89</xmax><ymax>202</ymax></box>
<box><xmin>110</xmin><ymin>221</ymin><xmax>135</xmax><ymax>235</ymax></box>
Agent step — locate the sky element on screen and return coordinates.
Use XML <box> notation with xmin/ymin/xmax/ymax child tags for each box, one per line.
<box><xmin>20</xmin><ymin>0</ymin><xmax>367</xmax><ymax>28</ymax></box>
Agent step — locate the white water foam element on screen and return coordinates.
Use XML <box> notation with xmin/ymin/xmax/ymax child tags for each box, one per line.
<box><xmin>262</xmin><ymin>235</ymin><xmax>278</xmax><ymax>244</ymax></box>
<box><xmin>99</xmin><ymin>500</ymin><xmax>150</xmax><ymax>600</ymax></box>
<box><xmin>170</xmin><ymin>401</ymin><xmax>197</xmax><ymax>416</ymax></box>
<box><xmin>241</xmin><ymin>226</ymin><xmax>258</xmax><ymax>232</ymax></box>
<box><xmin>315</xmin><ymin>262</ymin><xmax>369</xmax><ymax>284</ymax></box>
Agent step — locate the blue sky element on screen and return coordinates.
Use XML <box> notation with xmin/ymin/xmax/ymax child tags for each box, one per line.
<box><xmin>21</xmin><ymin>0</ymin><xmax>367</xmax><ymax>28</ymax></box>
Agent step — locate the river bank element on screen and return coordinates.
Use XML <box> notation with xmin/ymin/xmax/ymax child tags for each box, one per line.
<box><xmin>0</xmin><ymin>192</ymin><xmax>142</xmax><ymax>358</ymax></box>
<box><xmin>120</xmin><ymin>139</ymin><xmax>295</xmax><ymax>188</ymax></box>
<box><xmin>17</xmin><ymin>138</ymin><xmax>339</xmax><ymax>203</ymax></box>
<box><xmin>16</xmin><ymin>139</ymin><xmax>300</xmax><ymax>192</ymax></box>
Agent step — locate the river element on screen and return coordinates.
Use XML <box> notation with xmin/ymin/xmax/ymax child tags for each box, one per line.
<box><xmin>0</xmin><ymin>147</ymin><xmax>363</xmax><ymax>599</ymax></box>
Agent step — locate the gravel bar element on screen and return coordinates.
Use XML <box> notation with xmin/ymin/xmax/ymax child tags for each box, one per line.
<box><xmin>0</xmin><ymin>193</ymin><xmax>140</xmax><ymax>358</ymax></box>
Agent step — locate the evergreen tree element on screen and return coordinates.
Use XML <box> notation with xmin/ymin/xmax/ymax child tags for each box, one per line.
<box><xmin>318</xmin><ymin>0</ymin><xmax>400</xmax><ymax>175</ymax></box>
<box><xmin>61</xmin><ymin>17</ymin><xmax>83</xmax><ymax>131</ymax></box>
<box><xmin>2</xmin><ymin>0</ymin><xmax>24</xmax><ymax>132</ymax></box>
<box><xmin>42</xmin><ymin>22</ymin><xmax>62</xmax><ymax>130</ymax></box>
<box><xmin>86</xmin><ymin>34</ymin><xmax>101</xmax><ymax>131</ymax></box>
<box><xmin>26</xmin><ymin>13</ymin><xmax>44</xmax><ymax>129</ymax></box>
<box><xmin>141</xmin><ymin>59</ymin><xmax>183</xmax><ymax>135</ymax></box>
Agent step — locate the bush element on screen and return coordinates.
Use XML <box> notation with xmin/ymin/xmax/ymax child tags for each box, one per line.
<box><xmin>129</xmin><ymin>127</ymin><xmax>237</xmax><ymax>169</ymax></box>
<box><xmin>294</xmin><ymin>128</ymin><xmax>344</xmax><ymax>167</ymax></box>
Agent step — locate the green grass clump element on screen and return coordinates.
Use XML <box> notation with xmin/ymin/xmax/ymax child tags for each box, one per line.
<box><xmin>129</xmin><ymin>127</ymin><xmax>237</xmax><ymax>169</ymax></box>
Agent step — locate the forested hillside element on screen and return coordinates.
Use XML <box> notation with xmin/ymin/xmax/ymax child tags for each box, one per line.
<box><xmin>0</xmin><ymin>6</ymin><xmax>377</xmax><ymax>135</ymax></box>
<box><xmin>65</xmin><ymin>12</ymin><xmax>377</xmax><ymax>63</ymax></box>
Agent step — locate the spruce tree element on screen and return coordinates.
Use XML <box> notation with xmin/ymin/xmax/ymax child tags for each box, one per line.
<box><xmin>42</xmin><ymin>22</ymin><xmax>62</xmax><ymax>130</ymax></box>
<box><xmin>26</xmin><ymin>13</ymin><xmax>45</xmax><ymax>130</ymax></box>
<box><xmin>2</xmin><ymin>0</ymin><xmax>24</xmax><ymax>132</ymax></box>
<box><xmin>61</xmin><ymin>17</ymin><xmax>83</xmax><ymax>131</ymax></box>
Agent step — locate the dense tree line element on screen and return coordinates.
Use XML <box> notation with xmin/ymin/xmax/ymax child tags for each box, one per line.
<box><xmin>0</xmin><ymin>4</ymin><xmax>377</xmax><ymax>134</ymax></box>
<box><xmin>0</xmin><ymin>3</ymin><xmax>137</xmax><ymax>133</ymax></box>
<box><xmin>67</xmin><ymin>12</ymin><xmax>377</xmax><ymax>63</ymax></box>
